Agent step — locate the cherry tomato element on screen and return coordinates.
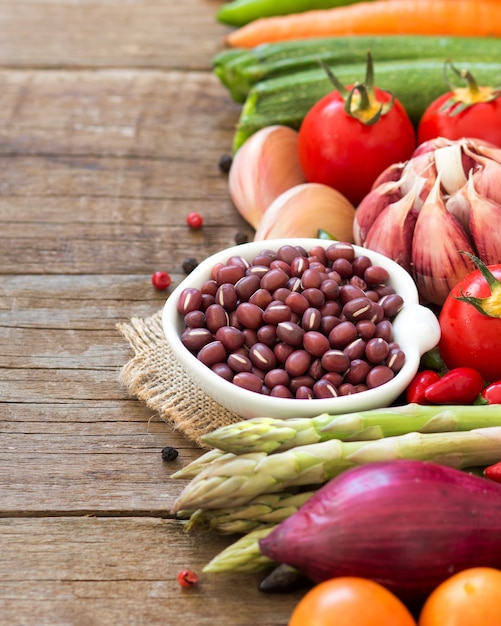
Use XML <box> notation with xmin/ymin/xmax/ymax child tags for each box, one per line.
<box><xmin>289</xmin><ymin>577</ymin><xmax>417</xmax><ymax>626</ymax></box>
<box><xmin>438</xmin><ymin>253</ymin><xmax>501</xmax><ymax>383</ymax></box>
<box><xmin>418</xmin><ymin>567</ymin><xmax>501</xmax><ymax>626</ymax></box>
<box><xmin>298</xmin><ymin>54</ymin><xmax>416</xmax><ymax>206</ymax></box>
<box><xmin>417</xmin><ymin>63</ymin><xmax>501</xmax><ymax>148</ymax></box>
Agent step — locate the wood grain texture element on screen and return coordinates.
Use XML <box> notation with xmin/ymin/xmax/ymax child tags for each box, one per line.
<box><xmin>0</xmin><ymin>1</ymin><xmax>299</xmax><ymax>623</ymax></box>
<box><xmin>0</xmin><ymin>518</ymin><xmax>302</xmax><ymax>625</ymax></box>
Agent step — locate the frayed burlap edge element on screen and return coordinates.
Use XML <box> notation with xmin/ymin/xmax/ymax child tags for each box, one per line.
<box><xmin>116</xmin><ymin>309</ymin><xmax>242</xmax><ymax>447</ymax></box>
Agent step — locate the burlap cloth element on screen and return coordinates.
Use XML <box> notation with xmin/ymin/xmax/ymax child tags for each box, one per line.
<box><xmin>117</xmin><ymin>309</ymin><xmax>242</xmax><ymax>447</ymax></box>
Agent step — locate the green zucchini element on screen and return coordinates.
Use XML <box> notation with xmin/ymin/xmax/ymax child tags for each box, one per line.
<box><xmin>214</xmin><ymin>35</ymin><xmax>501</xmax><ymax>103</ymax></box>
<box><xmin>233</xmin><ymin>59</ymin><xmax>501</xmax><ymax>151</ymax></box>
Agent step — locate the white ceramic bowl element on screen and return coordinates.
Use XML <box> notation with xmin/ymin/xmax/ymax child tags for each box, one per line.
<box><xmin>162</xmin><ymin>238</ymin><xmax>440</xmax><ymax>420</ymax></box>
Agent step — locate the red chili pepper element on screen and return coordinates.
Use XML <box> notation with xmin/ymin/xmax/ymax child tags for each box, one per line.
<box><xmin>406</xmin><ymin>370</ymin><xmax>441</xmax><ymax>404</ymax></box>
<box><xmin>424</xmin><ymin>367</ymin><xmax>484</xmax><ymax>405</ymax></box>
<box><xmin>481</xmin><ymin>380</ymin><xmax>501</xmax><ymax>405</ymax></box>
<box><xmin>484</xmin><ymin>461</ymin><xmax>501</xmax><ymax>484</ymax></box>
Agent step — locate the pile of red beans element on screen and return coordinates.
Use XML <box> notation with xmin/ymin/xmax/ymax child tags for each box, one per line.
<box><xmin>176</xmin><ymin>242</ymin><xmax>406</xmax><ymax>400</ymax></box>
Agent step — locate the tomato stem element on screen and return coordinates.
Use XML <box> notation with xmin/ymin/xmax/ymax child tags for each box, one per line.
<box><xmin>319</xmin><ymin>52</ymin><xmax>393</xmax><ymax>125</ymax></box>
<box><xmin>455</xmin><ymin>251</ymin><xmax>501</xmax><ymax>319</ymax></box>
<box><xmin>441</xmin><ymin>60</ymin><xmax>501</xmax><ymax>116</ymax></box>
<box><xmin>318</xmin><ymin>59</ymin><xmax>349</xmax><ymax>98</ymax></box>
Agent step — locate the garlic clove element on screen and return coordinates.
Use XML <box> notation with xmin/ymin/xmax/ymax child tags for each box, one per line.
<box><xmin>370</xmin><ymin>161</ymin><xmax>406</xmax><ymax>188</ymax></box>
<box><xmin>363</xmin><ymin>184</ymin><xmax>418</xmax><ymax>272</ymax></box>
<box><xmin>445</xmin><ymin>186</ymin><xmax>472</xmax><ymax>234</ymax></box>
<box><xmin>433</xmin><ymin>144</ymin><xmax>468</xmax><ymax>195</ymax></box>
<box><xmin>464</xmin><ymin>137</ymin><xmax>501</xmax><ymax>163</ymax></box>
<box><xmin>228</xmin><ymin>125</ymin><xmax>306</xmax><ymax>229</ymax></box>
<box><xmin>254</xmin><ymin>182</ymin><xmax>355</xmax><ymax>242</ymax></box>
<box><xmin>463</xmin><ymin>147</ymin><xmax>501</xmax><ymax>205</ymax></box>
<box><xmin>353</xmin><ymin>179</ymin><xmax>403</xmax><ymax>246</ymax></box>
<box><xmin>412</xmin><ymin>174</ymin><xmax>475</xmax><ymax>306</ymax></box>
<box><xmin>467</xmin><ymin>170</ymin><xmax>501</xmax><ymax>265</ymax></box>
<box><xmin>400</xmin><ymin>152</ymin><xmax>437</xmax><ymax>204</ymax></box>
<box><xmin>411</xmin><ymin>136</ymin><xmax>455</xmax><ymax>157</ymax></box>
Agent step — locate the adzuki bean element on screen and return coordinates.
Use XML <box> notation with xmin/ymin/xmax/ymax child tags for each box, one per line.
<box><xmin>177</xmin><ymin>243</ymin><xmax>406</xmax><ymax>399</ymax></box>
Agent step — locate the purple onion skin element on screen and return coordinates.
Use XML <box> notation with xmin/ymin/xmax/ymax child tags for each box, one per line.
<box><xmin>259</xmin><ymin>459</ymin><xmax>501</xmax><ymax>604</ymax></box>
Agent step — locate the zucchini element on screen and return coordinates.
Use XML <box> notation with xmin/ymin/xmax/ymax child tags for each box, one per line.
<box><xmin>233</xmin><ymin>59</ymin><xmax>501</xmax><ymax>151</ymax></box>
<box><xmin>214</xmin><ymin>35</ymin><xmax>501</xmax><ymax>103</ymax></box>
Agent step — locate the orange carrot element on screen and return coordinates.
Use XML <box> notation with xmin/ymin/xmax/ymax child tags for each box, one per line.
<box><xmin>225</xmin><ymin>0</ymin><xmax>501</xmax><ymax>48</ymax></box>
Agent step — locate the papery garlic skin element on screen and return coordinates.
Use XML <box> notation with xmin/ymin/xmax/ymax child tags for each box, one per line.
<box><xmin>363</xmin><ymin>184</ymin><xmax>418</xmax><ymax>273</ymax></box>
<box><xmin>254</xmin><ymin>182</ymin><xmax>356</xmax><ymax>242</ymax></box>
<box><xmin>354</xmin><ymin>137</ymin><xmax>501</xmax><ymax>306</ymax></box>
<box><xmin>412</xmin><ymin>175</ymin><xmax>475</xmax><ymax>305</ymax></box>
<box><xmin>228</xmin><ymin>125</ymin><xmax>306</xmax><ymax>229</ymax></box>
<box><xmin>467</xmin><ymin>171</ymin><xmax>501</xmax><ymax>265</ymax></box>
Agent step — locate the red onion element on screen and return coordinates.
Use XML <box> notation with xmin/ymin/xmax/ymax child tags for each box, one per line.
<box><xmin>259</xmin><ymin>459</ymin><xmax>501</xmax><ymax>603</ymax></box>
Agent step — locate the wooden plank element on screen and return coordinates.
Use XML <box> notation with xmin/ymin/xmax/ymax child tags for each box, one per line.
<box><xmin>0</xmin><ymin>69</ymin><xmax>239</xmax><ymax>158</ymax></box>
<box><xmin>0</xmin><ymin>399</ymin><xmax>203</xmax><ymax>513</ymax></box>
<box><xmin>0</xmin><ymin>517</ymin><xmax>302</xmax><ymax>626</ymax></box>
<box><xmin>0</xmin><ymin>68</ymin><xmax>248</xmax><ymax>274</ymax></box>
<box><xmin>0</xmin><ymin>0</ymin><xmax>230</xmax><ymax>69</ymax></box>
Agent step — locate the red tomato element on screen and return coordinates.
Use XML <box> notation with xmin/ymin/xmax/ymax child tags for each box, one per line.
<box><xmin>438</xmin><ymin>258</ymin><xmax>501</xmax><ymax>383</ymax></box>
<box><xmin>417</xmin><ymin>65</ymin><xmax>501</xmax><ymax>147</ymax></box>
<box><xmin>297</xmin><ymin>56</ymin><xmax>416</xmax><ymax>206</ymax></box>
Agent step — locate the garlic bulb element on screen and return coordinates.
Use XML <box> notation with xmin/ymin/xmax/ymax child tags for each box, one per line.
<box><xmin>355</xmin><ymin>137</ymin><xmax>501</xmax><ymax>306</ymax></box>
<box><xmin>254</xmin><ymin>182</ymin><xmax>356</xmax><ymax>241</ymax></box>
<box><xmin>228</xmin><ymin>125</ymin><xmax>306</xmax><ymax>229</ymax></box>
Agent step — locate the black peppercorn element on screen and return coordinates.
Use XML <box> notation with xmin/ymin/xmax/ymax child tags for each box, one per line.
<box><xmin>161</xmin><ymin>446</ymin><xmax>179</xmax><ymax>462</ymax></box>
<box><xmin>218</xmin><ymin>153</ymin><xmax>232</xmax><ymax>174</ymax></box>
<box><xmin>182</xmin><ymin>257</ymin><xmax>199</xmax><ymax>274</ymax></box>
<box><xmin>234</xmin><ymin>230</ymin><xmax>249</xmax><ymax>245</ymax></box>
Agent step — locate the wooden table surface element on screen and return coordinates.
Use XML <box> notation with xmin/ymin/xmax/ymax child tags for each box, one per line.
<box><xmin>0</xmin><ymin>2</ymin><xmax>305</xmax><ymax>623</ymax></box>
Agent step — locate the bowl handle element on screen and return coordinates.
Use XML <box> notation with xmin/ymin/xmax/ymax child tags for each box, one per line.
<box><xmin>393</xmin><ymin>304</ymin><xmax>441</xmax><ymax>356</ymax></box>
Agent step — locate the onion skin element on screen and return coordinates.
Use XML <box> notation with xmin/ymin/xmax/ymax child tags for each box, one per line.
<box><xmin>254</xmin><ymin>182</ymin><xmax>356</xmax><ymax>241</ymax></box>
<box><xmin>228</xmin><ymin>125</ymin><xmax>306</xmax><ymax>229</ymax></box>
<box><xmin>259</xmin><ymin>459</ymin><xmax>501</xmax><ymax>604</ymax></box>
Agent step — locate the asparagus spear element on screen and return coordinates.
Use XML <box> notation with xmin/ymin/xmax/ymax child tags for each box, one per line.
<box><xmin>170</xmin><ymin>448</ymin><xmax>230</xmax><ymax>480</ymax></box>
<box><xmin>200</xmin><ymin>404</ymin><xmax>501</xmax><ymax>455</ymax></box>
<box><xmin>184</xmin><ymin>490</ymin><xmax>314</xmax><ymax>535</ymax></box>
<box><xmin>202</xmin><ymin>525</ymin><xmax>276</xmax><ymax>574</ymax></box>
<box><xmin>172</xmin><ymin>427</ymin><xmax>501</xmax><ymax>512</ymax></box>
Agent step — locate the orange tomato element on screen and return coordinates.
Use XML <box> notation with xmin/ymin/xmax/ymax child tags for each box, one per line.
<box><xmin>418</xmin><ymin>567</ymin><xmax>501</xmax><ymax>626</ymax></box>
<box><xmin>288</xmin><ymin>577</ymin><xmax>417</xmax><ymax>626</ymax></box>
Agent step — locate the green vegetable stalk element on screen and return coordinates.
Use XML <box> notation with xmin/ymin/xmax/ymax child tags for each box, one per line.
<box><xmin>181</xmin><ymin>490</ymin><xmax>314</xmax><ymax>534</ymax></box>
<box><xmin>203</xmin><ymin>525</ymin><xmax>276</xmax><ymax>573</ymax></box>
<box><xmin>213</xmin><ymin>35</ymin><xmax>501</xmax><ymax>103</ymax></box>
<box><xmin>172</xmin><ymin>427</ymin><xmax>501</xmax><ymax>512</ymax></box>
<box><xmin>171</xmin><ymin>448</ymin><xmax>229</xmax><ymax>480</ymax></box>
<box><xmin>200</xmin><ymin>403</ymin><xmax>501</xmax><ymax>455</ymax></box>
<box><xmin>216</xmin><ymin>0</ymin><xmax>369</xmax><ymax>27</ymax></box>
